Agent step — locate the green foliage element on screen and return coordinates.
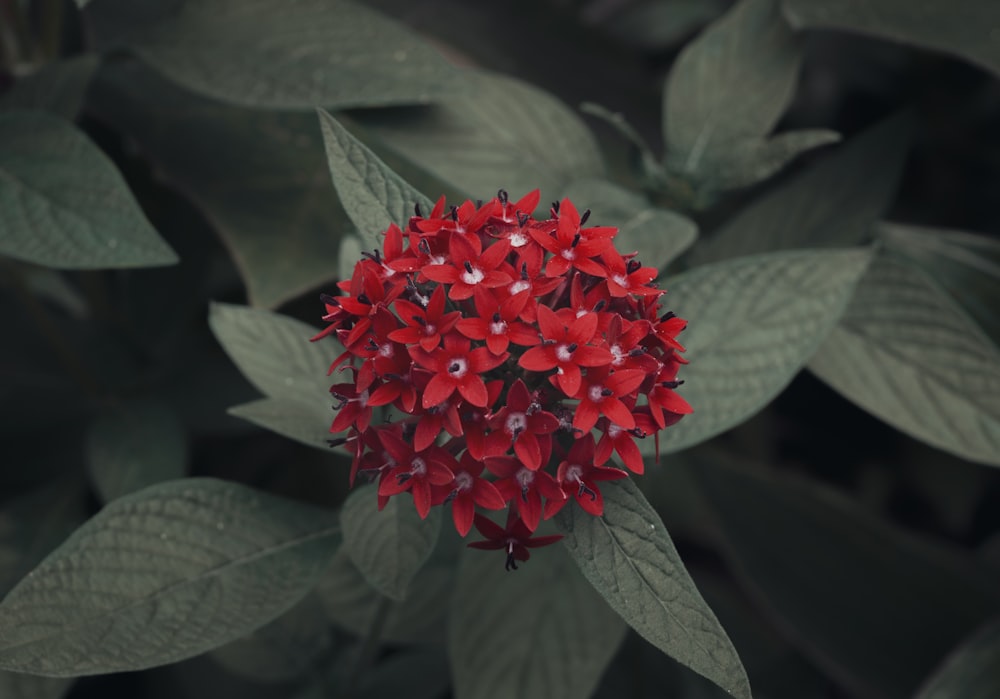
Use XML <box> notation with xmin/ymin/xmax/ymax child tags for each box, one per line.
<box><xmin>340</xmin><ymin>486</ymin><xmax>441</xmax><ymax>601</ymax></box>
<box><xmin>0</xmin><ymin>55</ymin><xmax>99</xmax><ymax>119</ymax></box>
<box><xmin>0</xmin><ymin>479</ymin><xmax>339</xmax><ymax>675</ymax></box>
<box><xmin>449</xmin><ymin>543</ymin><xmax>627</xmax><ymax>699</ymax></box>
<box><xmin>0</xmin><ymin>111</ymin><xmax>177</xmax><ymax>269</ymax></box>
<box><xmin>643</xmin><ymin>248</ymin><xmax>873</xmax><ymax>454</ymax></box>
<box><xmin>694</xmin><ymin>459</ymin><xmax>1000</xmax><ymax>697</ymax></box>
<box><xmin>129</xmin><ymin>0</ymin><xmax>465</xmax><ymax>110</ymax></box>
<box><xmin>555</xmin><ymin>480</ymin><xmax>751</xmax><ymax>699</ymax></box>
<box><xmin>809</xmin><ymin>250</ymin><xmax>1000</xmax><ymax>467</ymax></box>
<box><xmin>916</xmin><ymin>620</ymin><xmax>1000</xmax><ymax>699</ymax></box>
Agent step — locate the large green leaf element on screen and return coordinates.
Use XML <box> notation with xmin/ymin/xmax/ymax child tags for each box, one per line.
<box><xmin>783</xmin><ymin>0</ymin><xmax>1000</xmax><ymax>79</ymax></box>
<box><xmin>809</xmin><ymin>251</ymin><xmax>1000</xmax><ymax>467</ymax></box>
<box><xmin>88</xmin><ymin>59</ymin><xmax>349</xmax><ymax>307</ymax></box>
<box><xmin>357</xmin><ymin>646</ymin><xmax>451</xmax><ymax>699</ymax></box>
<box><xmin>317</xmin><ymin>109</ymin><xmax>432</xmax><ymax>247</ymax></box>
<box><xmin>641</xmin><ymin>248</ymin><xmax>872</xmax><ymax>455</ymax></box>
<box><xmin>0</xmin><ymin>111</ymin><xmax>177</xmax><ymax>270</ymax></box>
<box><xmin>316</xmin><ymin>547</ymin><xmax>452</xmax><ymax>645</ymax></box>
<box><xmin>86</xmin><ymin>399</ymin><xmax>189</xmax><ymax>504</ymax></box>
<box><xmin>340</xmin><ymin>486</ymin><xmax>441</xmax><ymax>601</ymax></box>
<box><xmin>555</xmin><ymin>479</ymin><xmax>749</xmax><ymax>699</ymax></box>
<box><xmin>561</xmin><ymin>178</ymin><xmax>697</xmax><ymax>267</ymax></box>
<box><xmin>693</xmin><ymin>460</ymin><xmax>1000</xmax><ymax>698</ymax></box>
<box><xmin>604</xmin><ymin>0</ymin><xmax>729</xmax><ymax>52</ymax></box>
<box><xmin>0</xmin><ymin>478</ymin><xmax>340</xmax><ymax>676</ymax></box>
<box><xmin>356</xmin><ymin>70</ymin><xmax>604</xmax><ymax>202</ymax></box>
<box><xmin>227</xmin><ymin>399</ymin><xmax>332</xmax><ymax>452</ymax></box>
<box><xmin>0</xmin><ymin>55</ymin><xmax>100</xmax><ymax>119</ymax></box>
<box><xmin>689</xmin><ymin>112</ymin><xmax>911</xmax><ymax>265</ymax></box>
<box><xmin>208</xmin><ymin>302</ymin><xmax>333</xmax><ymax>424</ymax></box>
<box><xmin>663</xmin><ymin>0</ymin><xmax>838</xmax><ymax>197</ymax></box>
<box><xmin>879</xmin><ymin>223</ymin><xmax>1000</xmax><ymax>348</ymax></box>
<box><xmin>0</xmin><ymin>672</ymin><xmax>72</xmax><ymax>699</ymax></box>
<box><xmin>916</xmin><ymin>620</ymin><xmax>1000</xmax><ymax>699</ymax></box>
<box><xmin>131</xmin><ymin>0</ymin><xmax>463</xmax><ymax>110</ymax></box>
<box><xmin>449</xmin><ymin>542</ymin><xmax>627</xmax><ymax>699</ymax></box>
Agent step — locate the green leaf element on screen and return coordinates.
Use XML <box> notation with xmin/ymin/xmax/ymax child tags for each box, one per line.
<box><xmin>561</xmin><ymin>178</ymin><xmax>697</xmax><ymax>267</ymax></box>
<box><xmin>317</xmin><ymin>547</ymin><xmax>452</xmax><ymax>644</ymax></box>
<box><xmin>643</xmin><ymin>248</ymin><xmax>872</xmax><ymax>455</ymax></box>
<box><xmin>604</xmin><ymin>0</ymin><xmax>729</xmax><ymax>52</ymax></box>
<box><xmin>0</xmin><ymin>111</ymin><xmax>177</xmax><ymax>270</ymax></box>
<box><xmin>808</xmin><ymin>251</ymin><xmax>1000</xmax><ymax>467</ymax></box>
<box><xmin>89</xmin><ymin>59</ymin><xmax>349</xmax><ymax>307</ymax></box>
<box><xmin>0</xmin><ymin>478</ymin><xmax>339</xmax><ymax>676</ymax></box>
<box><xmin>227</xmin><ymin>399</ymin><xmax>332</xmax><ymax>452</ymax></box>
<box><xmin>693</xmin><ymin>460</ymin><xmax>1000</xmax><ymax>698</ymax></box>
<box><xmin>916</xmin><ymin>619</ymin><xmax>1000</xmax><ymax>699</ymax></box>
<box><xmin>208</xmin><ymin>594</ymin><xmax>333</xmax><ymax>683</ymax></box>
<box><xmin>86</xmin><ymin>399</ymin><xmax>189</xmax><ymax>504</ymax></box>
<box><xmin>450</xmin><ymin>542</ymin><xmax>627</xmax><ymax>699</ymax></box>
<box><xmin>689</xmin><ymin>112</ymin><xmax>911</xmax><ymax>265</ymax></box>
<box><xmin>208</xmin><ymin>302</ymin><xmax>333</xmax><ymax>419</ymax></box>
<box><xmin>131</xmin><ymin>0</ymin><xmax>464</xmax><ymax>110</ymax></box>
<box><xmin>554</xmin><ymin>479</ymin><xmax>749</xmax><ymax>699</ymax></box>
<box><xmin>880</xmin><ymin>222</ymin><xmax>1000</xmax><ymax>348</ymax></box>
<box><xmin>356</xmin><ymin>70</ymin><xmax>605</xmax><ymax>201</ymax></box>
<box><xmin>0</xmin><ymin>672</ymin><xmax>72</xmax><ymax>699</ymax></box>
<box><xmin>783</xmin><ymin>0</ymin><xmax>1000</xmax><ymax>79</ymax></box>
<box><xmin>358</xmin><ymin>646</ymin><xmax>450</xmax><ymax>699</ymax></box>
<box><xmin>340</xmin><ymin>486</ymin><xmax>441</xmax><ymax>601</ymax></box>
<box><xmin>663</xmin><ymin>0</ymin><xmax>833</xmax><ymax>195</ymax></box>
<box><xmin>317</xmin><ymin>109</ymin><xmax>432</xmax><ymax>247</ymax></box>
<box><xmin>0</xmin><ymin>55</ymin><xmax>100</xmax><ymax>119</ymax></box>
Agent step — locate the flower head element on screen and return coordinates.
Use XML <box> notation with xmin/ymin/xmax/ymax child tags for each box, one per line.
<box><xmin>317</xmin><ymin>189</ymin><xmax>690</xmax><ymax>568</ymax></box>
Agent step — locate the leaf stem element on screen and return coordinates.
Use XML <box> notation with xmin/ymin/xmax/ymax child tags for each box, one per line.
<box><xmin>345</xmin><ymin>594</ymin><xmax>393</xmax><ymax>697</ymax></box>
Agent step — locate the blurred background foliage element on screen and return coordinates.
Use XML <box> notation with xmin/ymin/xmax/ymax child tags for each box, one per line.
<box><xmin>1</xmin><ymin>0</ymin><xmax>999</xmax><ymax>697</ymax></box>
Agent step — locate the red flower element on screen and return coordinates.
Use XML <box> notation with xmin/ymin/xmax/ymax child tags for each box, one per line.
<box><xmin>517</xmin><ymin>306</ymin><xmax>611</xmax><ymax>396</ymax></box>
<box><xmin>467</xmin><ymin>510</ymin><xmax>564</xmax><ymax>571</ymax></box>
<box><xmin>376</xmin><ymin>431</ymin><xmax>457</xmax><ymax>519</ymax></box>
<box><xmin>456</xmin><ymin>287</ymin><xmax>539</xmax><ymax>355</ymax></box>
<box><xmin>488</xmin><ymin>455</ymin><xmax>565</xmax><ymax>531</ymax></box>
<box><xmin>423</xmin><ymin>233</ymin><xmax>512</xmax><ymax>300</ymax></box>
<box><xmin>434</xmin><ymin>451</ymin><xmax>506</xmax><ymax>536</ymax></box>
<box><xmin>531</xmin><ymin>198</ymin><xmax>614</xmax><ymax>278</ymax></box>
<box><xmin>572</xmin><ymin>366</ymin><xmax>646</xmax><ymax>433</ymax></box>
<box><xmin>483</xmin><ymin>379</ymin><xmax>559</xmax><ymax>470</ymax></box>
<box><xmin>544</xmin><ymin>435</ymin><xmax>627</xmax><ymax>517</ymax></box>
<box><xmin>409</xmin><ymin>334</ymin><xmax>508</xmax><ymax>408</ymax></box>
<box><xmin>387</xmin><ymin>284</ymin><xmax>460</xmax><ymax>352</ymax></box>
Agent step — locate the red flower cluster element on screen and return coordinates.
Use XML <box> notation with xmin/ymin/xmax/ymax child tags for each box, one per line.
<box><xmin>316</xmin><ymin>190</ymin><xmax>691</xmax><ymax>569</ymax></box>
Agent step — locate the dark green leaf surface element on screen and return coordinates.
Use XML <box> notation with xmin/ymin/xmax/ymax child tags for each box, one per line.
<box><xmin>317</xmin><ymin>109</ymin><xmax>432</xmax><ymax>247</ymax></box>
<box><xmin>555</xmin><ymin>479</ymin><xmax>750</xmax><ymax>699</ymax></box>
<box><xmin>783</xmin><ymin>0</ymin><xmax>1000</xmax><ymax>78</ymax></box>
<box><xmin>358</xmin><ymin>647</ymin><xmax>450</xmax><ymax>699</ymax></box>
<box><xmin>642</xmin><ymin>248</ymin><xmax>872</xmax><ymax>455</ymax></box>
<box><xmin>227</xmin><ymin>399</ymin><xmax>332</xmax><ymax>452</ymax></box>
<box><xmin>208</xmin><ymin>594</ymin><xmax>333</xmax><ymax>683</ymax></box>
<box><xmin>916</xmin><ymin>620</ymin><xmax>1000</xmax><ymax>699</ymax></box>
<box><xmin>0</xmin><ymin>479</ymin><xmax>339</xmax><ymax>676</ymax></box>
<box><xmin>317</xmin><ymin>547</ymin><xmax>452</xmax><ymax>644</ymax></box>
<box><xmin>132</xmin><ymin>0</ymin><xmax>464</xmax><ymax>110</ymax></box>
<box><xmin>89</xmin><ymin>60</ymin><xmax>349</xmax><ymax>307</ymax></box>
<box><xmin>0</xmin><ymin>55</ymin><xmax>100</xmax><ymax>119</ymax></box>
<box><xmin>562</xmin><ymin>178</ymin><xmax>697</xmax><ymax>267</ymax></box>
<box><xmin>450</xmin><ymin>543</ymin><xmax>627</xmax><ymax>699</ymax></box>
<box><xmin>880</xmin><ymin>223</ymin><xmax>1000</xmax><ymax>348</ymax></box>
<box><xmin>664</xmin><ymin>0</ymin><xmax>833</xmax><ymax>193</ymax></box>
<box><xmin>0</xmin><ymin>111</ymin><xmax>177</xmax><ymax>269</ymax></box>
<box><xmin>605</xmin><ymin>0</ymin><xmax>729</xmax><ymax>51</ymax></box>
<box><xmin>86</xmin><ymin>399</ymin><xmax>189</xmax><ymax>504</ymax></box>
<box><xmin>694</xmin><ymin>461</ymin><xmax>1000</xmax><ymax>698</ymax></box>
<box><xmin>809</xmin><ymin>252</ymin><xmax>1000</xmax><ymax>467</ymax></box>
<box><xmin>208</xmin><ymin>302</ymin><xmax>334</xmax><ymax>419</ymax></box>
<box><xmin>357</xmin><ymin>70</ymin><xmax>604</xmax><ymax>201</ymax></box>
<box><xmin>340</xmin><ymin>486</ymin><xmax>441</xmax><ymax>601</ymax></box>
<box><xmin>689</xmin><ymin>113</ymin><xmax>911</xmax><ymax>265</ymax></box>
<box><xmin>0</xmin><ymin>672</ymin><xmax>72</xmax><ymax>699</ymax></box>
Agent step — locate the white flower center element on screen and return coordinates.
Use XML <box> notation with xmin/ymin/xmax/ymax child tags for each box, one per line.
<box><xmin>425</xmin><ymin>324</ymin><xmax>436</xmax><ymax>335</ymax></box>
<box><xmin>505</xmin><ymin>412</ymin><xmax>527</xmax><ymax>435</ymax></box>
<box><xmin>378</xmin><ymin>342</ymin><xmax>394</xmax><ymax>358</ymax></box>
<box><xmin>561</xmin><ymin>249</ymin><xmax>576</xmax><ymax>260</ymax></box>
<box><xmin>357</xmin><ymin>389</ymin><xmax>370</xmax><ymax>407</ymax></box>
<box><xmin>588</xmin><ymin>384</ymin><xmax>605</xmax><ymax>403</ymax></box>
<box><xmin>610</xmin><ymin>344</ymin><xmax>624</xmax><ymax>366</ymax></box>
<box><xmin>510</xmin><ymin>231</ymin><xmax>528</xmax><ymax>247</ymax></box>
<box><xmin>430</xmin><ymin>255</ymin><xmax>447</xmax><ymax>266</ymax></box>
<box><xmin>490</xmin><ymin>320</ymin><xmax>507</xmax><ymax>335</ymax></box>
<box><xmin>515</xmin><ymin>468</ymin><xmax>534</xmax><ymax>489</ymax></box>
<box><xmin>565</xmin><ymin>464</ymin><xmax>584</xmax><ymax>483</ymax></box>
<box><xmin>555</xmin><ymin>344</ymin><xmax>573</xmax><ymax>362</ymax></box>
<box><xmin>607</xmin><ymin>423</ymin><xmax>624</xmax><ymax>439</ymax></box>
<box><xmin>509</xmin><ymin>280</ymin><xmax>531</xmax><ymax>295</ymax></box>
<box><xmin>448</xmin><ymin>358</ymin><xmax>468</xmax><ymax>378</ymax></box>
<box><xmin>454</xmin><ymin>471</ymin><xmax>474</xmax><ymax>492</ymax></box>
<box><xmin>611</xmin><ymin>274</ymin><xmax>628</xmax><ymax>288</ymax></box>
<box><xmin>410</xmin><ymin>457</ymin><xmax>427</xmax><ymax>475</ymax></box>
<box><xmin>461</xmin><ymin>266</ymin><xmax>485</xmax><ymax>285</ymax></box>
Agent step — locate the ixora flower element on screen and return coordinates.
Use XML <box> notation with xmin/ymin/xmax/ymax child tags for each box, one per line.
<box><xmin>316</xmin><ymin>189</ymin><xmax>692</xmax><ymax>568</ymax></box>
